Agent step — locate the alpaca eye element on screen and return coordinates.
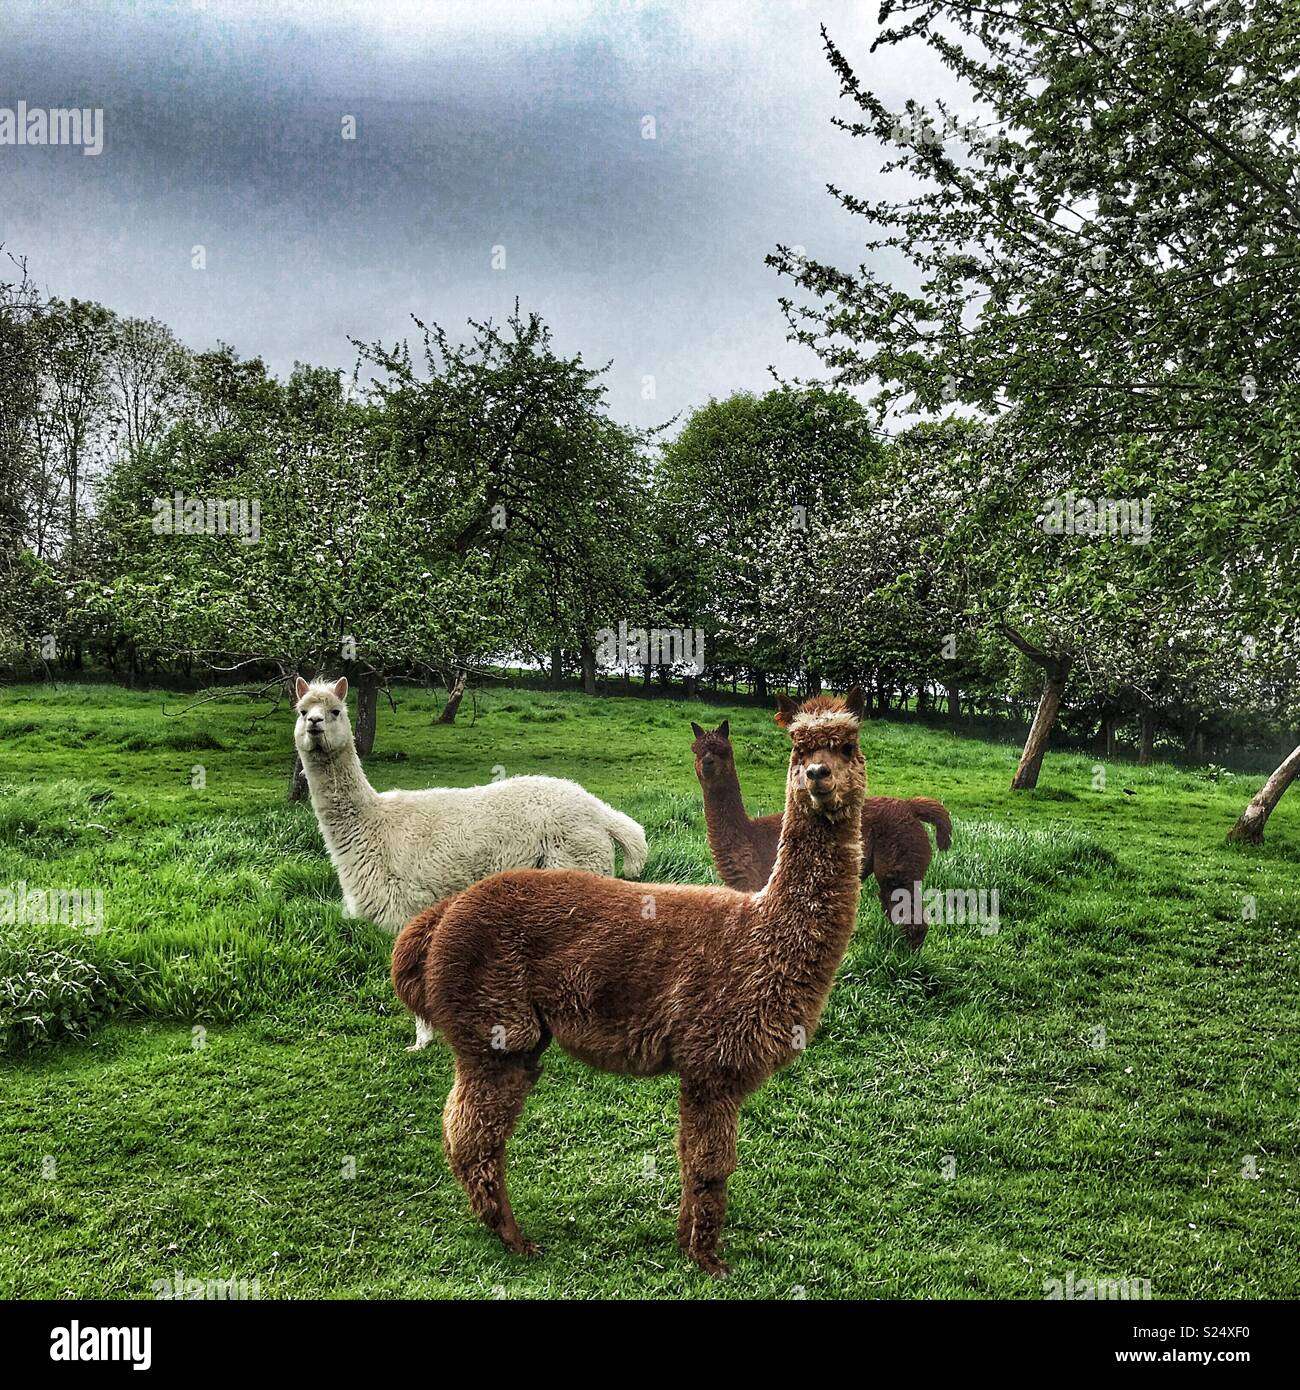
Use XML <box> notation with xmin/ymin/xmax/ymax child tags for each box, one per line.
<box><xmin>843</xmin><ymin>744</ymin><xmax>856</xmax><ymax>757</ymax></box>
<box><xmin>331</xmin><ymin>709</ymin><xmax>340</xmax><ymax>718</ymax></box>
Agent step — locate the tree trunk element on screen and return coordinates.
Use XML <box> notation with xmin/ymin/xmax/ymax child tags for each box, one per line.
<box><xmin>643</xmin><ymin>661</ymin><xmax>654</xmax><ymax>693</ymax></box>
<box><xmin>1138</xmin><ymin>705</ymin><xmax>1155</xmax><ymax>766</ymax></box>
<box><xmin>288</xmin><ymin>755</ymin><xmax>309</xmax><ymax>802</ymax></box>
<box><xmin>1227</xmin><ymin>743</ymin><xmax>1300</xmax><ymax>844</ymax></box>
<box><xmin>437</xmin><ymin>672</ymin><xmax>467</xmax><ymax>724</ymax></box>
<box><xmin>68</xmin><ymin>447</ymin><xmax>80</xmax><ymax>555</ymax></box>
<box><xmin>946</xmin><ymin>682</ymin><xmax>961</xmax><ymax>722</ymax></box>
<box><xmin>1011</xmin><ymin>658</ymin><xmax>1071</xmax><ymax>790</ymax></box>
<box><xmin>354</xmin><ymin>674</ymin><xmax>379</xmax><ymax>757</ymax></box>
<box><xmin>753</xmin><ymin>668</ymin><xmax>768</xmax><ymax>700</ymax></box>
<box><xmin>550</xmin><ymin>645</ymin><xmax>564</xmax><ymax>689</ymax></box>
<box><xmin>683</xmin><ymin>673</ymin><xmax>697</xmax><ymax>701</ymax></box>
<box><xmin>1182</xmin><ymin>712</ymin><xmax>1199</xmax><ymax>757</ymax></box>
<box><xmin>579</xmin><ymin>642</ymin><xmax>597</xmax><ymax>697</ymax></box>
<box><xmin>807</xmin><ymin>670</ymin><xmax>823</xmax><ymax>695</ymax></box>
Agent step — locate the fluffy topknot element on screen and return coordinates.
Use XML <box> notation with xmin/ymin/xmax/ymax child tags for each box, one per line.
<box><xmin>774</xmin><ymin>688</ymin><xmax>866</xmax><ymax>734</ymax></box>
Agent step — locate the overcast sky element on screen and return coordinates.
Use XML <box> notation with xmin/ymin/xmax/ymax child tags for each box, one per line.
<box><xmin>0</xmin><ymin>0</ymin><xmax>953</xmax><ymax>428</ymax></box>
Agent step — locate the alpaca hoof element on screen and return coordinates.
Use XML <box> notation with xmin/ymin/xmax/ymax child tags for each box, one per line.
<box><xmin>503</xmin><ymin>1234</ymin><xmax>543</xmax><ymax>1257</ymax></box>
<box><xmin>900</xmin><ymin>922</ymin><xmax>928</xmax><ymax>950</ymax></box>
<box><xmin>691</xmin><ymin>1252</ymin><xmax>729</xmax><ymax>1279</ymax></box>
<box><xmin>404</xmin><ymin>1040</ymin><xmax>429</xmax><ymax>1052</ymax></box>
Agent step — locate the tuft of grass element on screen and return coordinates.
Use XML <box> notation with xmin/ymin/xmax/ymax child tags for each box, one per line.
<box><xmin>0</xmin><ymin>780</ymin><xmax>119</xmax><ymax>852</ymax></box>
<box><xmin>0</xmin><ymin>935</ymin><xmax>134</xmax><ymax>1053</ymax></box>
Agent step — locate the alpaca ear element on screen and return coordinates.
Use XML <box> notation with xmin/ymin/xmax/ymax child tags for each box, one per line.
<box><xmin>774</xmin><ymin>694</ymin><xmax>799</xmax><ymax>729</ymax></box>
<box><xmin>333</xmin><ymin>677</ymin><xmax>349</xmax><ymax>700</ymax></box>
<box><xmin>717</xmin><ymin>720</ymin><xmax>729</xmax><ymax>740</ymax></box>
<box><xmin>690</xmin><ymin>722</ymin><xmax>705</xmax><ymax>740</ymax></box>
<box><xmin>844</xmin><ymin>686</ymin><xmax>866</xmax><ymax>720</ymax></box>
<box><xmin>294</xmin><ymin>677</ymin><xmax>309</xmax><ymax>701</ymax></box>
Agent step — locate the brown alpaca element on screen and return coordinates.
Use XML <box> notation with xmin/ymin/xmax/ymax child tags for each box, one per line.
<box><xmin>391</xmin><ymin>689</ymin><xmax>869</xmax><ymax>1277</ymax></box>
<box><xmin>691</xmin><ymin>710</ymin><xmax>952</xmax><ymax>949</ymax></box>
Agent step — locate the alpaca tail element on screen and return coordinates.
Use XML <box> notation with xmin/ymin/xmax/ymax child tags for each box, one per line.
<box><xmin>909</xmin><ymin>797</ymin><xmax>952</xmax><ymax>851</ymax></box>
<box><xmin>390</xmin><ymin>897</ymin><xmax>452</xmax><ymax>1022</ymax></box>
<box><xmin>601</xmin><ymin>805</ymin><xmax>648</xmax><ymax>879</ymax></box>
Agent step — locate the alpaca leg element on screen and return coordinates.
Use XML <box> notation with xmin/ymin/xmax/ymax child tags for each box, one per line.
<box><xmin>907</xmin><ymin>902</ymin><xmax>929</xmax><ymax>950</ymax></box>
<box><xmin>887</xmin><ymin>822</ymin><xmax>932</xmax><ymax>949</ymax></box>
<box><xmin>880</xmin><ymin>877</ymin><xmax>927</xmax><ymax>949</ymax></box>
<box><xmin>443</xmin><ymin>1056</ymin><xmax>543</xmax><ymax>1256</ymax></box>
<box><xmin>406</xmin><ymin>1016</ymin><xmax>436</xmax><ymax>1052</ymax></box>
<box><xmin>878</xmin><ymin>877</ymin><xmax>899</xmax><ymax>922</ymax></box>
<box><xmin>676</xmin><ymin>1084</ymin><xmax>740</xmax><ymax>1277</ymax></box>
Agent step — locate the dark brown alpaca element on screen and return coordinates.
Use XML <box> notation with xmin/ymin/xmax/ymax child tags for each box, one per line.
<box><xmin>691</xmin><ymin>708</ymin><xmax>952</xmax><ymax>949</ymax></box>
<box><xmin>391</xmin><ymin>689</ymin><xmax>869</xmax><ymax>1277</ymax></box>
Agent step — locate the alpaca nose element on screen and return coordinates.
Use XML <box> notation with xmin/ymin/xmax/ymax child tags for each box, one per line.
<box><xmin>807</xmin><ymin>763</ymin><xmax>830</xmax><ymax>784</ymax></box>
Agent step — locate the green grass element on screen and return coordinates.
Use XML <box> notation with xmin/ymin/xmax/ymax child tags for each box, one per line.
<box><xmin>1</xmin><ymin>682</ymin><xmax>1297</xmax><ymax>1299</ymax></box>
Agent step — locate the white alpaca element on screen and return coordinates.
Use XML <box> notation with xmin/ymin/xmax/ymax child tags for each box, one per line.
<box><xmin>293</xmin><ymin>678</ymin><xmax>648</xmax><ymax>1045</ymax></box>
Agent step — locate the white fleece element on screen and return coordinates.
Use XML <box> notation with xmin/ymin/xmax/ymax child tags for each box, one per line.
<box><xmin>294</xmin><ymin>683</ymin><xmax>647</xmax><ymax>933</ymax></box>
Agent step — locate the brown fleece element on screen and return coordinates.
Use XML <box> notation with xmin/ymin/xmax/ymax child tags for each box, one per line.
<box><xmin>691</xmin><ymin>712</ymin><xmax>953</xmax><ymax>949</ymax></box>
<box><xmin>389</xmin><ymin>895</ymin><xmax>452</xmax><ymax>1020</ymax></box>
<box><xmin>392</xmin><ymin>689</ymin><xmax>869</xmax><ymax>1277</ymax></box>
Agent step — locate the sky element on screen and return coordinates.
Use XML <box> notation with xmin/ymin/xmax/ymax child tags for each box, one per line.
<box><xmin>0</xmin><ymin>0</ymin><xmax>954</xmax><ymax>429</ymax></box>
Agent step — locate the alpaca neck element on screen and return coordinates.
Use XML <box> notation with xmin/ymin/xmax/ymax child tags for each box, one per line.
<box><xmin>300</xmin><ymin>738</ymin><xmax>379</xmax><ymax>829</ymax></box>
<box><xmin>699</xmin><ymin>769</ymin><xmax>757</xmax><ymax>864</ymax></box>
<box><xmin>757</xmin><ymin>791</ymin><xmax>864</xmax><ymax>1001</ymax></box>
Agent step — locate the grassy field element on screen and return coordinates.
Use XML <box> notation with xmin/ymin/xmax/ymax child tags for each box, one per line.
<box><xmin>1</xmin><ymin>681</ymin><xmax>1297</xmax><ymax>1300</ymax></box>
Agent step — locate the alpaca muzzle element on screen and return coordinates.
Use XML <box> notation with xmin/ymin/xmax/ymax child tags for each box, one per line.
<box><xmin>796</xmin><ymin>762</ymin><xmax>840</xmax><ymax>813</ymax></box>
<box><xmin>806</xmin><ymin>763</ymin><xmax>833</xmax><ymax>799</ymax></box>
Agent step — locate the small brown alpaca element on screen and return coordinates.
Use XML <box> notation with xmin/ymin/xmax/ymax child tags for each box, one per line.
<box><xmin>391</xmin><ymin>689</ymin><xmax>869</xmax><ymax>1276</ymax></box>
<box><xmin>691</xmin><ymin>707</ymin><xmax>952</xmax><ymax>949</ymax></box>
